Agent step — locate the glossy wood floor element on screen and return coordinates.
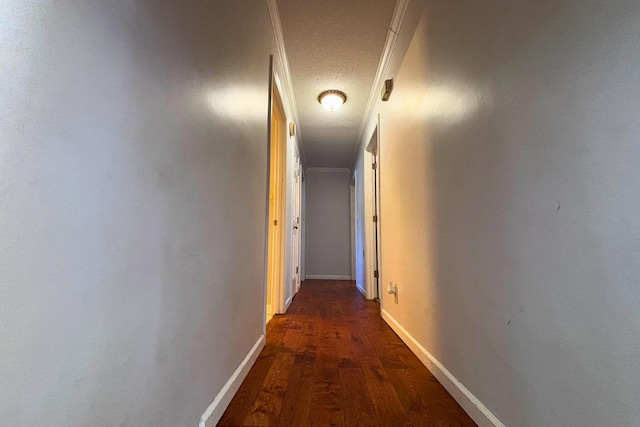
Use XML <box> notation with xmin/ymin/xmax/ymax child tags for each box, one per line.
<box><xmin>218</xmin><ymin>280</ymin><xmax>476</xmax><ymax>427</ymax></box>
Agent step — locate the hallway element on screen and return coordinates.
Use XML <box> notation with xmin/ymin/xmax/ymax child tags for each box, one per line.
<box><xmin>4</xmin><ymin>1</ymin><xmax>640</xmax><ymax>425</ymax></box>
<box><xmin>218</xmin><ymin>280</ymin><xmax>475</xmax><ymax>426</ymax></box>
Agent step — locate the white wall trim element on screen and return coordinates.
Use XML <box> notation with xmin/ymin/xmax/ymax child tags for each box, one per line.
<box><xmin>285</xmin><ymin>294</ymin><xmax>293</xmax><ymax>311</ymax></box>
<box><xmin>363</xmin><ymin>148</ymin><xmax>377</xmax><ymax>301</ymax></box>
<box><xmin>305</xmin><ymin>275</ymin><xmax>352</xmax><ymax>280</ymax></box>
<box><xmin>348</xmin><ymin>0</ymin><xmax>409</xmax><ymax>170</ymax></box>
<box><xmin>265</xmin><ymin>0</ymin><xmax>307</xmax><ymax>169</ymax></box>
<box><xmin>199</xmin><ymin>334</ymin><xmax>266</xmax><ymax>427</ymax></box>
<box><xmin>381</xmin><ymin>310</ymin><xmax>505</xmax><ymax>427</ymax></box>
<box><xmin>306</xmin><ymin>167</ymin><xmax>351</xmax><ymax>173</ymax></box>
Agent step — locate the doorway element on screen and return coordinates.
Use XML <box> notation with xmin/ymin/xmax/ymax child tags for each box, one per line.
<box><xmin>291</xmin><ymin>148</ymin><xmax>303</xmax><ymax>297</ymax></box>
<box><xmin>266</xmin><ymin>75</ymin><xmax>287</xmax><ymax>324</ymax></box>
<box><xmin>365</xmin><ymin>120</ymin><xmax>382</xmax><ymax>304</ymax></box>
<box><xmin>372</xmin><ymin>149</ymin><xmax>380</xmax><ymax>302</ymax></box>
<box><xmin>350</xmin><ymin>176</ymin><xmax>356</xmax><ymax>283</ymax></box>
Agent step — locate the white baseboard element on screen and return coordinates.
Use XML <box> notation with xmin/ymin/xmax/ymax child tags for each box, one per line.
<box><xmin>285</xmin><ymin>294</ymin><xmax>293</xmax><ymax>311</ymax></box>
<box><xmin>381</xmin><ymin>310</ymin><xmax>505</xmax><ymax>427</ymax></box>
<box><xmin>305</xmin><ymin>275</ymin><xmax>352</xmax><ymax>280</ymax></box>
<box><xmin>199</xmin><ymin>334</ymin><xmax>266</xmax><ymax>427</ymax></box>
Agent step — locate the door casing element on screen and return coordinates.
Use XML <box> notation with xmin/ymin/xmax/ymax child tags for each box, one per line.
<box><xmin>364</xmin><ymin>118</ymin><xmax>382</xmax><ymax>306</ymax></box>
<box><xmin>266</xmin><ymin>73</ymin><xmax>287</xmax><ymax>324</ymax></box>
<box><xmin>290</xmin><ymin>148</ymin><xmax>302</xmax><ymax>296</ymax></box>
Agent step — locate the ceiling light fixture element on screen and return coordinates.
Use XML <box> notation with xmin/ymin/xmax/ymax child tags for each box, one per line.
<box><xmin>318</xmin><ymin>90</ymin><xmax>347</xmax><ymax>112</ymax></box>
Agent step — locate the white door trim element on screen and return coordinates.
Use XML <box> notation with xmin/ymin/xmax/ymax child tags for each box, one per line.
<box><xmin>265</xmin><ymin>69</ymin><xmax>288</xmax><ymax>324</ymax></box>
<box><xmin>364</xmin><ymin>122</ymin><xmax>381</xmax><ymax>301</ymax></box>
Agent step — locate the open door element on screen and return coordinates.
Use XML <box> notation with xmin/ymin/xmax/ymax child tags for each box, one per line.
<box><xmin>266</xmin><ymin>75</ymin><xmax>287</xmax><ymax>324</ymax></box>
<box><xmin>291</xmin><ymin>147</ymin><xmax>303</xmax><ymax>296</ymax></box>
<box><xmin>371</xmin><ymin>148</ymin><xmax>381</xmax><ymax>303</ymax></box>
<box><xmin>365</xmin><ymin>118</ymin><xmax>382</xmax><ymax>305</ymax></box>
<box><xmin>350</xmin><ymin>176</ymin><xmax>356</xmax><ymax>283</ymax></box>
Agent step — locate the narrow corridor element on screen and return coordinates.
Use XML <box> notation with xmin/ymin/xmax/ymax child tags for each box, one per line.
<box><xmin>218</xmin><ymin>280</ymin><xmax>475</xmax><ymax>426</ymax></box>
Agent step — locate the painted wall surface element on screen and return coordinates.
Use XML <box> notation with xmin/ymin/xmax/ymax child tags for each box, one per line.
<box><xmin>0</xmin><ymin>1</ymin><xmax>276</xmax><ymax>426</ymax></box>
<box><xmin>304</xmin><ymin>170</ymin><xmax>352</xmax><ymax>278</ymax></box>
<box><xmin>366</xmin><ymin>1</ymin><xmax>640</xmax><ymax>426</ymax></box>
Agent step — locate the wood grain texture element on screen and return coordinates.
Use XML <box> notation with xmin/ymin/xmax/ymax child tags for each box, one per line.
<box><xmin>218</xmin><ymin>280</ymin><xmax>476</xmax><ymax>427</ymax></box>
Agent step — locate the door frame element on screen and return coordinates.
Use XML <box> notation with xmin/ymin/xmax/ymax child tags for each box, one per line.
<box><xmin>350</xmin><ymin>176</ymin><xmax>356</xmax><ymax>281</ymax></box>
<box><xmin>364</xmin><ymin>117</ymin><xmax>382</xmax><ymax>304</ymax></box>
<box><xmin>291</xmin><ymin>147</ymin><xmax>303</xmax><ymax>296</ymax></box>
<box><xmin>265</xmin><ymin>68</ymin><xmax>288</xmax><ymax>324</ymax></box>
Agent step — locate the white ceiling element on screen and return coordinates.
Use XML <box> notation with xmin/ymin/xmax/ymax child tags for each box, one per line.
<box><xmin>277</xmin><ymin>0</ymin><xmax>397</xmax><ymax>168</ymax></box>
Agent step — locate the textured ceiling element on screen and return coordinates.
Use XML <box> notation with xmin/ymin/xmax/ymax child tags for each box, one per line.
<box><xmin>277</xmin><ymin>0</ymin><xmax>397</xmax><ymax>168</ymax></box>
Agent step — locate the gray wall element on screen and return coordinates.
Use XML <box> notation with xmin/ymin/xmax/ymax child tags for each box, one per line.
<box><xmin>373</xmin><ymin>0</ymin><xmax>640</xmax><ymax>425</ymax></box>
<box><xmin>0</xmin><ymin>1</ymin><xmax>275</xmax><ymax>426</ymax></box>
<box><xmin>304</xmin><ymin>170</ymin><xmax>352</xmax><ymax>278</ymax></box>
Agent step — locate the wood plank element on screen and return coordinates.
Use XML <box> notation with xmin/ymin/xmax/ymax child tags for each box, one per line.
<box><xmin>336</xmin><ymin>319</ymin><xmax>360</xmax><ymax>368</ymax></box>
<box><xmin>349</xmin><ymin>321</ymin><xmax>377</xmax><ymax>363</ymax></box>
<box><xmin>217</xmin><ymin>355</ymin><xmax>274</xmax><ymax>426</ymax></box>
<box><xmin>279</xmin><ymin>318</ymin><xmax>302</xmax><ymax>353</ymax></box>
<box><xmin>308</xmin><ymin>344</ymin><xmax>345</xmax><ymax>427</ymax></box>
<box><xmin>386</xmin><ymin>367</ymin><xmax>443</xmax><ymax>427</ymax></box>
<box><xmin>339</xmin><ymin>368</ymin><xmax>379</xmax><ymax>427</ymax></box>
<box><xmin>361</xmin><ymin>360</ymin><xmax>414</xmax><ymax>427</ymax></box>
<box><xmin>277</xmin><ymin>353</ymin><xmax>316</xmax><ymax>426</ymax></box>
<box><xmin>359</xmin><ymin>319</ymin><xmax>406</xmax><ymax>369</ymax></box>
<box><xmin>296</xmin><ymin>315</ymin><xmax>320</xmax><ymax>356</ymax></box>
<box><xmin>242</xmin><ymin>352</ymin><xmax>295</xmax><ymax>426</ymax></box>
<box><xmin>387</xmin><ymin>367</ymin><xmax>476</xmax><ymax>426</ymax></box>
<box><xmin>218</xmin><ymin>280</ymin><xmax>476</xmax><ymax>427</ymax></box>
<box><xmin>263</xmin><ymin>315</ymin><xmax>290</xmax><ymax>357</ymax></box>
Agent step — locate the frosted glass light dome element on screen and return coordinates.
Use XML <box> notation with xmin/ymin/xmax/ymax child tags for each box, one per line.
<box><xmin>318</xmin><ymin>90</ymin><xmax>347</xmax><ymax>112</ymax></box>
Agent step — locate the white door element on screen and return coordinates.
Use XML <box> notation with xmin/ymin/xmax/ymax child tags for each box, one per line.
<box><xmin>372</xmin><ymin>150</ymin><xmax>381</xmax><ymax>302</ymax></box>
<box><xmin>291</xmin><ymin>150</ymin><xmax>302</xmax><ymax>294</ymax></box>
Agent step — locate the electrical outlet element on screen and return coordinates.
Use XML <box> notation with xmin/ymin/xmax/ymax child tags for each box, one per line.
<box><xmin>388</xmin><ymin>283</ymin><xmax>398</xmax><ymax>304</ymax></box>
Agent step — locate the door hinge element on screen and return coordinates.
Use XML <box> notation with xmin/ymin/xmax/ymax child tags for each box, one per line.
<box><xmin>273</xmin><ymin>219</ymin><xmax>278</xmax><ymax>226</ymax></box>
<box><xmin>373</xmin><ymin>215</ymin><xmax>378</xmax><ymax>223</ymax></box>
<box><xmin>296</xmin><ymin>266</ymin><xmax>299</xmax><ymax>274</ymax></box>
<box><xmin>374</xmin><ymin>270</ymin><xmax>379</xmax><ymax>278</ymax></box>
<box><xmin>372</xmin><ymin>162</ymin><xmax>377</xmax><ymax>170</ymax></box>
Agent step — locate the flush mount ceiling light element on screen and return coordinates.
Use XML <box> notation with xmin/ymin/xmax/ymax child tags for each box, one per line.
<box><xmin>318</xmin><ymin>90</ymin><xmax>347</xmax><ymax>112</ymax></box>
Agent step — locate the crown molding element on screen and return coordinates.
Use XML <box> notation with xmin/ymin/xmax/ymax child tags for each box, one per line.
<box><xmin>265</xmin><ymin>0</ymin><xmax>308</xmax><ymax>168</ymax></box>
<box><xmin>348</xmin><ymin>0</ymin><xmax>409</xmax><ymax>170</ymax></box>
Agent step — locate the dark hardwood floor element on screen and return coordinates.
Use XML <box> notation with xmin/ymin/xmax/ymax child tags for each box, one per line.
<box><xmin>218</xmin><ymin>280</ymin><xmax>476</xmax><ymax>427</ymax></box>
